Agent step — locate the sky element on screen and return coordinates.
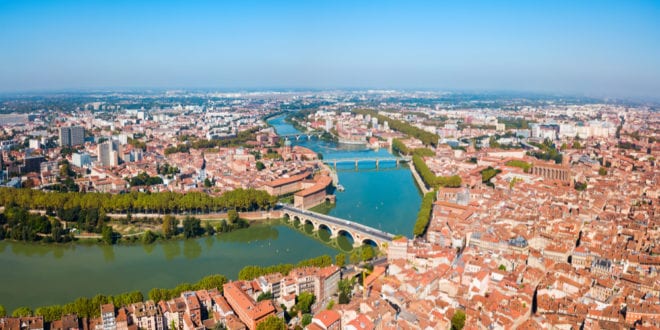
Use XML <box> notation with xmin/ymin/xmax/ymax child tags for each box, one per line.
<box><xmin>0</xmin><ymin>0</ymin><xmax>659</xmax><ymax>99</ymax></box>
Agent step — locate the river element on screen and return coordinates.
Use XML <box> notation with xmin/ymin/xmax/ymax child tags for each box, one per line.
<box><xmin>267</xmin><ymin>114</ymin><xmax>422</xmax><ymax>236</ymax></box>
<box><xmin>0</xmin><ymin>114</ymin><xmax>421</xmax><ymax>310</ymax></box>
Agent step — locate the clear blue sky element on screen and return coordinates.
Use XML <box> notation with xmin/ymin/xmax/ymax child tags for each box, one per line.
<box><xmin>0</xmin><ymin>0</ymin><xmax>659</xmax><ymax>99</ymax></box>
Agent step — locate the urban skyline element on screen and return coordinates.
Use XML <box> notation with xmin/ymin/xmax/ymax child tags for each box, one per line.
<box><xmin>0</xmin><ymin>1</ymin><xmax>659</xmax><ymax>100</ymax></box>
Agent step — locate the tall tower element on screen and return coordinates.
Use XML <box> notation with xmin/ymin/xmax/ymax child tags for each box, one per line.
<box><xmin>59</xmin><ymin>126</ymin><xmax>84</xmax><ymax>147</ymax></box>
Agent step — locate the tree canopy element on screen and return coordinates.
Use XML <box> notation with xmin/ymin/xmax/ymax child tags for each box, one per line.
<box><xmin>0</xmin><ymin>187</ymin><xmax>278</xmax><ymax>214</ymax></box>
<box><xmin>451</xmin><ymin>310</ymin><xmax>466</xmax><ymax>330</ymax></box>
<box><xmin>413</xmin><ymin>191</ymin><xmax>436</xmax><ymax>236</ymax></box>
<box><xmin>256</xmin><ymin>316</ymin><xmax>286</xmax><ymax>330</ymax></box>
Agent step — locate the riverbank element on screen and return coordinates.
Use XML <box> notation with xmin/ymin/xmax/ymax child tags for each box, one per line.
<box><xmin>0</xmin><ymin>222</ymin><xmax>340</xmax><ymax>310</ymax></box>
<box><xmin>408</xmin><ymin>159</ymin><xmax>432</xmax><ymax>194</ymax></box>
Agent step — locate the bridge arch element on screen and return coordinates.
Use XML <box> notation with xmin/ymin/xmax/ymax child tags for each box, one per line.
<box><xmin>336</xmin><ymin>229</ymin><xmax>355</xmax><ymax>251</ymax></box>
<box><xmin>303</xmin><ymin>219</ymin><xmax>316</xmax><ymax>233</ymax></box>
<box><xmin>362</xmin><ymin>238</ymin><xmax>378</xmax><ymax>248</ymax></box>
<box><xmin>318</xmin><ymin>224</ymin><xmax>332</xmax><ymax>242</ymax></box>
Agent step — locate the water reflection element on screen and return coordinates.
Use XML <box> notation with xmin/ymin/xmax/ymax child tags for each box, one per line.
<box><xmin>53</xmin><ymin>248</ymin><xmax>64</xmax><ymax>259</ymax></box>
<box><xmin>101</xmin><ymin>245</ymin><xmax>115</xmax><ymax>262</ymax></box>
<box><xmin>204</xmin><ymin>236</ymin><xmax>214</xmax><ymax>249</ymax></box>
<box><xmin>217</xmin><ymin>225</ymin><xmax>279</xmax><ymax>243</ymax></box>
<box><xmin>183</xmin><ymin>239</ymin><xmax>202</xmax><ymax>260</ymax></box>
<box><xmin>162</xmin><ymin>241</ymin><xmax>181</xmax><ymax>260</ymax></box>
<box><xmin>142</xmin><ymin>242</ymin><xmax>156</xmax><ymax>255</ymax></box>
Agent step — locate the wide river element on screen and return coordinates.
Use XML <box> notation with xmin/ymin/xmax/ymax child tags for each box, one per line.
<box><xmin>0</xmin><ymin>114</ymin><xmax>421</xmax><ymax>310</ymax></box>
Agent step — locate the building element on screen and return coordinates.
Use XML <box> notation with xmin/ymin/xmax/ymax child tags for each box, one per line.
<box><xmin>29</xmin><ymin>139</ymin><xmax>41</xmax><ymax>150</ymax></box>
<box><xmin>0</xmin><ymin>113</ymin><xmax>30</xmax><ymax>125</ymax></box>
<box><xmin>293</xmin><ymin>175</ymin><xmax>334</xmax><ymax>209</ymax></box>
<box><xmin>98</xmin><ymin>141</ymin><xmax>119</xmax><ymax>167</ymax></box>
<box><xmin>309</xmin><ymin>310</ymin><xmax>341</xmax><ymax>330</ymax></box>
<box><xmin>100</xmin><ymin>304</ymin><xmax>116</xmax><ymax>330</ymax></box>
<box><xmin>72</xmin><ymin>153</ymin><xmax>92</xmax><ymax>167</ymax></box>
<box><xmin>223</xmin><ymin>282</ymin><xmax>276</xmax><ymax>330</ymax></box>
<box><xmin>20</xmin><ymin>156</ymin><xmax>45</xmax><ymax>174</ymax></box>
<box><xmin>59</xmin><ymin>126</ymin><xmax>85</xmax><ymax>147</ymax></box>
<box><xmin>531</xmin><ymin>161</ymin><xmax>571</xmax><ymax>183</ymax></box>
<box><xmin>263</xmin><ymin>171</ymin><xmax>311</xmax><ymax>196</ymax></box>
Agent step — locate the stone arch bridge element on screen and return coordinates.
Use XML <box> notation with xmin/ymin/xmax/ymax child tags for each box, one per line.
<box><xmin>280</xmin><ymin>204</ymin><xmax>394</xmax><ymax>249</ymax></box>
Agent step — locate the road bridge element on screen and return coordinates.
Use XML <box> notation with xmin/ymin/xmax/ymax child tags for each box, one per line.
<box><xmin>322</xmin><ymin>156</ymin><xmax>410</xmax><ymax>170</ymax></box>
<box><xmin>279</xmin><ymin>204</ymin><xmax>394</xmax><ymax>249</ymax></box>
<box><xmin>279</xmin><ymin>132</ymin><xmax>324</xmax><ymax>141</ymax></box>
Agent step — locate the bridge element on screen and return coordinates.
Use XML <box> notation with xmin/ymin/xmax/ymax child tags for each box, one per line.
<box><xmin>322</xmin><ymin>156</ymin><xmax>410</xmax><ymax>170</ymax></box>
<box><xmin>279</xmin><ymin>132</ymin><xmax>324</xmax><ymax>141</ymax></box>
<box><xmin>279</xmin><ymin>204</ymin><xmax>394</xmax><ymax>249</ymax></box>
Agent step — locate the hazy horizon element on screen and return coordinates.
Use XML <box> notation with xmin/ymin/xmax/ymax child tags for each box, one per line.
<box><xmin>1</xmin><ymin>1</ymin><xmax>659</xmax><ymax>100</ymax></box>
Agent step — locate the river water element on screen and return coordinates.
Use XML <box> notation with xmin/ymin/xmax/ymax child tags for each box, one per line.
<box><xmin>0</xmin><ymin>114</ymin><xmax>421</xmax><ymax>310</ymax></box>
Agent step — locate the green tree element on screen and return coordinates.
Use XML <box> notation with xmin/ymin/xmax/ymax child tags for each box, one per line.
<box><xmin>301</xmin><ymin>314</ymin><xmax>313</xmax><ymax>327</ymax></box>
<box><xmin>204</xmin><ymin>221</ymin><xmax>215</xmax><ymax>235</ymax></box>
<box><xmin>451</xmin><ymin>310</ymin><xmax>466</xmax><ymax>330</ymax></box>
<box><xmin>360</xmin><ymin>245</ymin><xmax>375</xmax><ymax>261</ymax></box>
<box><xmin>598</xmin><ymin>167</ymin><xmax>607</xmax><ymax>176</ymax></box>
<box><xmin>413</xmin><ymin>191</ymin><xmax>436</xmax><ymax>236</ymax></box>
<box><xmin>295</xmin><ymin>292</ymin><xmax>315</xmax><ymax>314</ymax></box>
<box><xmin>12</xmin><ymin>306</ymin><xmax>33</xmax><ymax>317</ymax></box>
<box><xmin>101</xmin><ymin>225</ymin><xmax>116</xmax><ymax>245</ymax></box>
<box><xmin>498</xmin><ymin>264</ymin><xmax>506</xmax><ymax>271</ymax></box>
<box><xmin>142</xmin><ymin>230</ymin><xmax>157</xmax><ymax>244</ymax></box>
<box><xmin>162</xmin><ymin>215</ymin><xmax>177</xmax><ymax>238</ymax></box>
<box><xmin>204</xmin><ymin>178</ymin><xmax>213</xmax><ymax>188</ymax></box>
<box><xmin>256</xmin><ymin>161</ymin><xmax>266</xmax><ymax>171</ymax></box>
<box><xmin>349</xmin><ymin>249</ymin><xmax>361</xmax><ymax>264</ymax></box>
<box><xmin>227</xmin><ymin>209</ymin><xmax>239</xmax><ymax>225</ymax></box>
<box><xmin>338</xmin><ymin>292</ymin><xmax>350</xmax><ymax>304</ymax></box>
<box><xmin>335</xmin><ymin>253</ymin><xmax>346</xmax><ymax>267</ymax></box>
<box><xmin>182</xmin><ymin>217</ymin><xmax>202</xmax><ymax>238</ymax></box>
<box><xmin>257</xmin><ymin>291</ymin><xmax>273</xmax><ymax>302</ymax></box>
<box><xmin>338</xmin><ymin>278</ymin><xmax>354</xmax><ymax>298</ymax></box>
<box><xmin>0</xmin><ymin>304</ymin><xmax>5</xmax><ymax>317</ymax></box>
<box><xmin>256</xmin><ymin>316</ymin><xmax>286</xmax><ymax>330</ymax></box>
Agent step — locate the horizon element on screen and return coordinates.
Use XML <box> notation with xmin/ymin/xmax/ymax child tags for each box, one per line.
<box><xmin>1</xmin><ymin>1</ymin><xmax>659</xmax><ymax>100</ymax></box>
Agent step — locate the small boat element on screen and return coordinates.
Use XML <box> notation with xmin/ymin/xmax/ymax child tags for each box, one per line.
<box><xmin>336</xmin><ymin>184</ymin><xmax>345</xmax><ymax>192</ymax></box>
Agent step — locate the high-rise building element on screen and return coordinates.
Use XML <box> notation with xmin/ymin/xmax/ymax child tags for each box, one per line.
<box><xmin>98</xmin><ymin>141</ymin><xmax>118</xmax><ymax>167</ymax></box>
<box><xmin>59</xmin><ymin>126</ymin><xmax>85</xmax><ymax>147</ymax></box>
